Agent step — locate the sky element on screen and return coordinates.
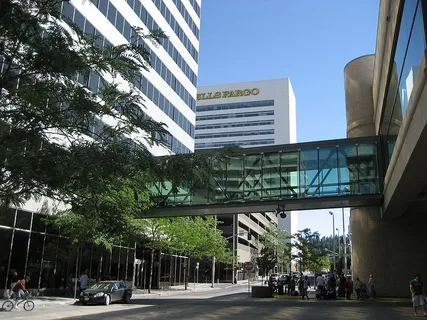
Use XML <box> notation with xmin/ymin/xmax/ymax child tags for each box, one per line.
<box><xmin>196</xmin><ymin>0</ymin><xmax>380</xmax><ymax>237</ymax></box>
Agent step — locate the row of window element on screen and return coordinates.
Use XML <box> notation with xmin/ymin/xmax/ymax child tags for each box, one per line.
<box><xmin>189</xmin><ymin>0</ymin><xmax>201</xmax><ymax>17</ymax></box>
<box><xmin>149</xmin><ymin>0</ymin><xmax>199</xmax><ymax>62</ymax></box>
<box><xmin>196</xmin><ymin>111</ymin><xmax>275</xmax><ymax>121</ymax></box>
<box><xmin>61</xmin><ymin>4</ymin><xmax>192</xmax><ymax>154</ymax></box>
<box><xmin>124</xmin><ymin>0</ymin><xmax>197</xmax><ymax>85</ymax></box>
<box><xmin>168</xmin><ymin>0</ymin><xmax>199</xmax><ymax>38</ymax></box>
<box><xmin>134</xmin><ymin>72</ymin><xmax>194</xmax><ymax>138</ymax></box>
<box><xmin>195</xmin><ymin>129</ymin><xmax>274</xmax><ymax>140</ymax></box>
<box><xmin>197</xmin><ymin>100</ymin><xmax>274</xmax><ymax>112</ymax></box>
<box><xmin>75</xmin><ymin>67</ymin><xmax>194</xmax><ymax>151</ymax></box>
<box><xmin>63</xmin><ymin>6</ymin><xmax>190</xmax><ymax>123</ymax></box>
<box><xmin>195</xmin><ymin>139</ymin><xmax>275</xmax><ymax>149</ymax></box>
<box><xmin>92</xmin><ymin>0</ymin><xmax>197</xmax><ymax>110</ymax></box>
<box><xmin>155</xmin><ymin>132</ymin><xmax>191</xmax><ymax>154</ymax></box>
<box><xmin>195</xmin><ymin>120</ymin><xmax>274</xmax><ymax>131</ymax></box>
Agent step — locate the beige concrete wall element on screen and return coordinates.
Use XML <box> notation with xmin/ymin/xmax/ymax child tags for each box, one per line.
<box><xmin>344</xmin><ymin>55</ymin><xmax>376</xmax><ymax>138</ymax></box>
<box><xmin>345</xmin><ymin>0</ymin><xmax>427</xmax><ymax>297</ymax></box>
<box><xmin>351</xmin><ymin>206</ymin><xmax>427</xmax><ymax>296</ymax></box>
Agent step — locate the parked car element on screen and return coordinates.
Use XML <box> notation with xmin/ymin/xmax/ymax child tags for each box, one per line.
<box><xmin>79</xmin><ymin>281</ymin><xmax>132</xmax><ymax>306</ymax></box>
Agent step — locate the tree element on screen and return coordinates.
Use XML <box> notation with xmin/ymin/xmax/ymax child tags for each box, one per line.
<box><xmin>256</xmin><ymin>226</ymin><xmax>292</xmax><ymax>280</ymax></box>
<box><xmin>127</xmin><ymin>217</ymin><xmax>170</xmax><ymax>293</ymax></box>
<box><xmin>167</xmin><ymin>216</ymin><xmax>232</xmax><ymax>290</ymax></box>
<box><xmin>256</xmin><ymin>246</ymin><xmax>276</xmax><ymax>279</ymax></box>
<box><xmin>293</xmin><ymin>228</ymin><xmax>329</xmax><ymax>274</ymax></box>
<box><xmin>0</xmin><ymin>0</ymin><xmax>168</xmax><ymax>208</ymax></box>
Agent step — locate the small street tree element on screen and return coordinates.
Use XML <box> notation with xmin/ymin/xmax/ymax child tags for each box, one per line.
<box><xmin>167</xmin><ymin>216</ymin><xmax>232</xmax><ymax>290</ymax></box>
<box><xmin>293</xmin><ymin>228</ymin><xmax>329</xmax><ymax>274</ymax></box>
<box><xmin>256</xmin><ymin>226</ymin><xmax>292</xmax><ymax>280</ymax></box>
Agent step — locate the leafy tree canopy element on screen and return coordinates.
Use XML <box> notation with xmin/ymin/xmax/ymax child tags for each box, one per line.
<box><xmin>0</xmin><ymin>0</ymin><xmax>168</xmax><ymax>208</ymax></box>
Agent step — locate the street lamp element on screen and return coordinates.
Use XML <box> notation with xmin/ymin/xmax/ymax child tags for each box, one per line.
<box><xmin>341</xmin><ymin>208</ymin><xmax>347</xmax><ymax>273</ymax></box>
<box><xmin>336</xmin><ymin>228</ymin><xmax>341</xmax><ymax>266</ymax></box>
<box><xmin>329</xmin><ymin>211</ymin><xmax>336</xmax><ymax>270</ymax></box>
<box><xmin>330</xmin><ymin>209</ymin><xmax>347</xmax><ymax>274</ymax></box>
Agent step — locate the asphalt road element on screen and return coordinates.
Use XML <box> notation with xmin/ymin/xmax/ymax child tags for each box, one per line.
<box><xmin>0</xmin><ymin>286</ymin><xmax>417</xmax><ymax>320</ymax></box>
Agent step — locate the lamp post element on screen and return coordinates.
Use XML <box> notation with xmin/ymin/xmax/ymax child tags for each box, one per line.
<box><xmin>226</xmin><ymin>220</ymin><xmax>246</xmax><ymax>285</ymax></box>
<box><xmin>329</xmin><ymin>211</ymin><xmax>336</xmax><ymax>270</ymax></box>
<box><xmin>336</xmin><ymin>227</ymin><xmax>341</xmax><ymax>270</ymax></box>
<box><xmin>342</xmin><ymin>208</ymin><xmax>347</xmax><ymax>274</ymax></box>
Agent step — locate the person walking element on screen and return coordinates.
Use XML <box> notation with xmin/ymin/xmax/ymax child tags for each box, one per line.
<box><xmin>302</xmin><ymin>276</ymin><xmax>310</xmax><ymax>300</ymax></box>
<box><xmin>368</xmin><ymin>274</ymin><xmax>376</xmax><ymax>298</ymax></box>
<box><xmin>354</xmin><ymin>277</ymin><xmax>362</xmax><ymax>300</ymax></box>
<box><xmin>339</xmin><ymin>274</ymin><xmax>346</xmax><ymax>297</ymax></box>
<box><xmin>410</xmin><ymin>273</ymin><xmax>427</xmax><ymax>317</ymax></box>
<box><xmin>345</xmin><ymin>277</ymin><xmax>353</xmax><ymax>300</ymax></box>
<box><xmin>78</xmin><ymin>269</ymin><xmax>89</xmax><ymax>294</ymax></box>
<box><xmin>316</xmin><ymin>274</ymin><xmax>325</xmax><ymax>293</ymax></box>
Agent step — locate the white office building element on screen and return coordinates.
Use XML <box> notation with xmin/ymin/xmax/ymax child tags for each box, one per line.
<box><xmin>0</xmin><ymin>0</ymin><xmax>202</xmax><ymax>292</ymax></box>
<box><xmin>195</xmin><ymin>79</ymin><xmax>299</xmax><ymax>273</ymax></box>
<box><xmin>62</xmin><ymin>0</ymin><xmax>200</xmax><ymax>155</ymax></box>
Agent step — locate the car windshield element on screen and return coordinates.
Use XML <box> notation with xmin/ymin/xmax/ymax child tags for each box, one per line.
<box><xmin>90</xmin><ymin>282</ymin><xmax>114</xmax><ymax>290</ymax></box>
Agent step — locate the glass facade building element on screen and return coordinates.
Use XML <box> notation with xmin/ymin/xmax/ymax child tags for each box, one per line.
<box><xmin>0</xmin><ymin>207</ymin><xmax>135</xmax><ymax>294</ymax></box>
<box><xmin>380</xmin><ymin>0</ymin><xmax>427</xmax><ymax>168</ymax></box>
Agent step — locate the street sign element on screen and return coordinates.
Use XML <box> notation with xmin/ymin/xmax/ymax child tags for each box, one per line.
<box><xmin>244</xmin><ymin>261</ymin><xmax>253</xmax><ymax>271</ymax></box>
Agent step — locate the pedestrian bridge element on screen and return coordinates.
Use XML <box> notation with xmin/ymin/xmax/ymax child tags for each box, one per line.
<box><xmin>144</xmin><ymin>136</ymin><xmax>383</xmax><ymax>217</ymax></box>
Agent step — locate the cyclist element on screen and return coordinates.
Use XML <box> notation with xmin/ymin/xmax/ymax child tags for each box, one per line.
<box><xmin>12</xmin><ymin>276</ymin><xmax>30</xmax><ymax>309</ymax></box>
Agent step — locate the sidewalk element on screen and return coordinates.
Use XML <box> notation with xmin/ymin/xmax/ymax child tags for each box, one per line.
<box><xmin>0</xmin><ymin>282</ymin><xmax>245</xmax><ymax>309</ymax></box>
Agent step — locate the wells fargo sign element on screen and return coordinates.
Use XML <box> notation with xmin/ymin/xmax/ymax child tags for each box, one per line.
<box><xmin>197</xmin><ymin>88</ymin><xmax>260</xmax><ymax>100</ymax></box>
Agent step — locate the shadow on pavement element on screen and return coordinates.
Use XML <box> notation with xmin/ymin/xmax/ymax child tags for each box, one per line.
<box><xmin>61</xmin><ymin>293</ymin><xmax>414</xmax><ymax>320</ymax></box>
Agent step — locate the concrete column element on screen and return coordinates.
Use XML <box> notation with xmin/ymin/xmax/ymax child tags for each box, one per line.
<box><xmin>344</xmin><ymin>56</ymin><xmax>388</xmax><ymax>296</ymax></box>
<box><xmin>351</xmin><ymin>206</ymin><xmax>427</xmax><ymax>296</ymax></box>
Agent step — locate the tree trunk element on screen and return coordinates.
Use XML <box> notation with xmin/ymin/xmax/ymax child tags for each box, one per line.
<box><xmin>148</xmin><ymin>247</ymin><xmax>154</xmax><ymax>293</ymax></box>
<box><xmin>131</xmin><ymin>242</ymin><xmax>136</xmax><ymax>289</ymax></box>
<box><xmin>184</xmin><ymin>256</ymin><xmax>190</xmax><ymax>290</ymax></box>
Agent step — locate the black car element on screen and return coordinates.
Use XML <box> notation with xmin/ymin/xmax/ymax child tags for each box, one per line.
<box><xmin>79</xmin><ymin>281</ymin><xmax>132</xmax><ymax>305</ymax></box>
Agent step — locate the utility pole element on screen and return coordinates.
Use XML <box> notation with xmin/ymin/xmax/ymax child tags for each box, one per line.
<box><xmin>329</xmin><ymin>211</ymin><xmax>336</xmax><ymax>270</ymax></box>
<box><xmin>212</xmin><ymin>215</ymin><xmax>216</xmax><ymax>288</ymax></box>
<box><xmin>342</xmin><ymin>208</ymin><xmax>347</xmax><ymax>273</ymax></box>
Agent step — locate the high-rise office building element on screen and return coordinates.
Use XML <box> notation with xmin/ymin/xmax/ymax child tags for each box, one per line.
<box><xmin>0</xmin><ymin>0</ymin><xmax>201</xmax><ymax>294</ymax></box>
<box><xmin>62</xmin><ymin>0</ymin><xmax>200</xmax><ymax>155</ymax></box>
<box><xmin>195</xmin><ymin>79</ymin><xmax>298</xmax><ymax>275</ymax></box>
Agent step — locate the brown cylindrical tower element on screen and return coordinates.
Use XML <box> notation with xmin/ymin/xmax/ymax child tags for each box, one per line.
<box><xmin>344</xmin><ymin>55</ymin><xmax>427</xmax><ymax>297</ymax></box>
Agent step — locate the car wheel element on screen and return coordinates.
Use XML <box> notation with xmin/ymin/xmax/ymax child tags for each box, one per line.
<box><xmin>104</xmin><ymin>295</ymin><xmax>111</xmax><ymax>306</ymax></box>
<box><xmin>82</xmin><ymin>302</ymin><xmax>87</xmax><ymax>306</ymax></box>
<box><xmin>122</xmin><ymin>293</ymin><xmax>131</xmax><ymax>304</ymax></box>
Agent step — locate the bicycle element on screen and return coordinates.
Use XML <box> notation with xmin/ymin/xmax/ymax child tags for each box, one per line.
<box><xmin>2</xmin><ymin>292</ymin><xmax>35</xmax><ymax>312</ymax></box>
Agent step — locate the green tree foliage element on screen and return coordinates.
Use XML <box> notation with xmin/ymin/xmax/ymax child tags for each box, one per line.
<box><xmin>293</xmin><ymin>228</ymin><xmax>329</xmax><ymax>273</ymax></box>
<box><xmin>256</xmin><ymin>247</ymin><xmax>276</xmax><ymax>278</ymax></box>
<box><xmin>256</xmin><ymin>226</ymin><xmax>292</xmax><ymax>277</ymax></box>
<box><xmin>0</xmin><ymin>0</ymin><xmax>168</xmax><ymax>207</ymax></box>
<box><xmin>167</xmin><ymin>216</ymin><xmax>231</xmax><ymax>261</ymax></box>
<box><xmin>167</xmin><ymin>216</ymin><xmax>232</xmax><ymax>289</ymax></box>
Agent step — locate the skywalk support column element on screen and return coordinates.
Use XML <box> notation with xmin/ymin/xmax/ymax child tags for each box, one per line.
<box><xmin>345</xmin><ymin>55</ymin><xmax>427</xmax><ymax>297</ymax></box>
<box><xmin>345</xmin><ymin>55</ymin><xmax>383</xmax><ymax>295</ymax></box>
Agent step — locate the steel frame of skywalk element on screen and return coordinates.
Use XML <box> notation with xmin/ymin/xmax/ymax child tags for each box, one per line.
<box><xmin>145</xmin><ymin>135</ymin><xmax>384</xmax><ymax>217</ymax></box>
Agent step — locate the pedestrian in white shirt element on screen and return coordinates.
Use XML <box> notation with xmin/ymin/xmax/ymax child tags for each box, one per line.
<box><xmin>316</xmin><ymin>274</ymin><xmax>325</xmax><ymax>293</ymax></box>
<box><xmin>78</xmin><ymin>269</ymin><xmax>89</xmax><ymax>294</ymax></box>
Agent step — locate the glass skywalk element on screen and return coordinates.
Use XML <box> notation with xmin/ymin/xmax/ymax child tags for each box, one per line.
<box><xmin>147</xmin><ymin>136</ymin><xmax>383</xmax><ymax>217</ymax></box>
